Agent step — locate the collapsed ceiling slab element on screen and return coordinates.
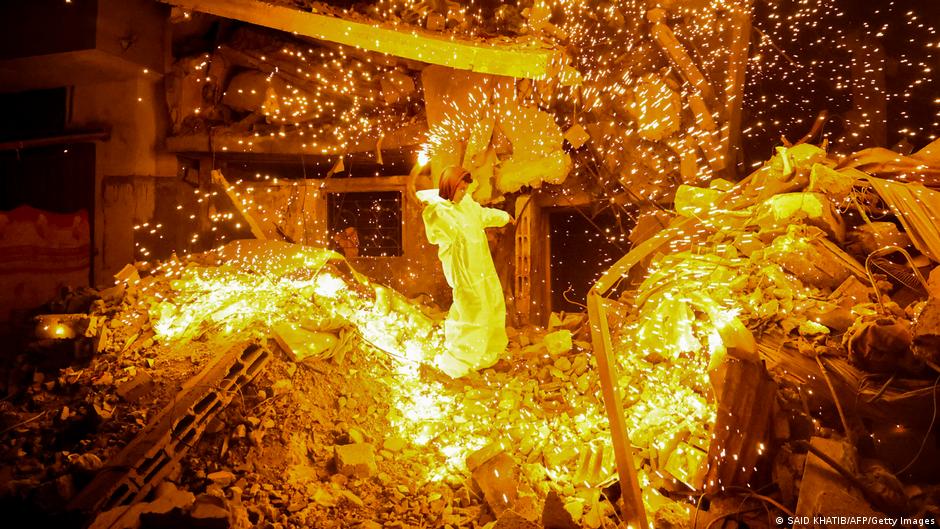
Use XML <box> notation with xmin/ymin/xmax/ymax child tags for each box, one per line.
<box><xmin>161</xmin><ymin>0</ymin><xmax>562</xmax><ymax>79</ymax></box>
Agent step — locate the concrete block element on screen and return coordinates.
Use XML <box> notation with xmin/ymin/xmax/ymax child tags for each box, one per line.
<box><xmin>206</xmin><ymin>471</ymin><xmax>235</xmax><ymax>487</ymax></box>
<box><xmin>116</xmin><ymin>371</ymin><xmax>154</xmax><ymax>402</ymax></box>
<box><xmin>334</xmin><ymin>443</ymin><xmax>377</xmax><ymax>478</ymax></box>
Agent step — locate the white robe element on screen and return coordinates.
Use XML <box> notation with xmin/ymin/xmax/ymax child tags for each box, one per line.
<box><xmin>421</xmin><ymin>192</ymin><xmax>510</xmax><ymax>377</ymax></box>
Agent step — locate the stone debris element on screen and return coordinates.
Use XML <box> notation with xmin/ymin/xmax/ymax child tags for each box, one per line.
<box><xmin>493</xmin><ymin>510</ymin><xmax>540</xmax><ymax>529</ymax></box>
<box><xmin>189</xmin><ymin>494</ymin><xmax>233</xmax><ymax>529</ymax></box>
<box><xmin>116</xmin><ymin>370</ymin><xmax>155</xmax><ymax>402</ymax></box>
<box><xmin>541</xmin><ymin>491</ymin><xmax>579</xmax><ymax>529</ymax></box>
<box><xmin>334</xmin><ymin>443</ymin><xmax>378</xmax><ymax>479</ymax></box>
<box><xmin>207</xmin><ymin>471</ymin><xmax>236</xmax><ymax>487</ymax></box>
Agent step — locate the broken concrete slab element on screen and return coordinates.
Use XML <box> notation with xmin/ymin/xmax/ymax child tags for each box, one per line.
<box><xmin>674</xmin><ymin>184</ymin><xmax>726</xmax><ymax>218</ymax></box>
<box><xmin>752</xmin><ymin>192</ymin><xmax>846</xmax><ymax>242</ymax></box>
<box><xmin>190</xmin><ymin>494</ymin><xmax>232</xmax><ymax>529</ymax></box>
<box><xmin>272</xmin><ymin>324</ymin><xmax>338</xmax><ymax>362</ymax></box>
<box><xmin>466</xmin><ymin>440</ymin><xmax>508</xmax><ymax>472</ymax></box>
<box><xmin>207</xmin><ymin>471</ymin><xmax>236</xmax><ymax>487</ymax></box>
<box><xmin>763</xmin><ymin>226</ymin><xmax>861</xmax><ymax>290</ymax></box>
<box><xmin>807</xmin><ymin>163</ymin><xmax>856</xmax><ymax>202</ymax></box>
<box><xmin>849</xmin><ymin>221</ymin><xmax>912</xmax><ymax>255</ymax></box>
<box><xmin>795</xmin><ymin>489</ymin><xmax>886</xmax><ymax>529</ymax></box>
<box><xmin>221</xmin><ymin>70</ymin><xmax>270</xmax><ymax>113</ymax></box>
<box><xmin>334</xmin><ymin>443</ymin><xmax>377</xmax><ymax>478</ymax></box>
<box><xmin>829</xmin><ymin>276</ymin><xmax>875</xmax><ymax>308</ymax></box>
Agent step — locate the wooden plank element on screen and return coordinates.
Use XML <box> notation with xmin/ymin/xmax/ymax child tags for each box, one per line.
<box><xmin>530</xmin><ymin>202</ymin><xmax>552</xmax><ymax>326</ymax></box>
<box><xmin>582</xmin><ymin>218</ymin><xmax>703</xmax><ymax>529</ymax></box>
<box><xmin>647</xmin><ymin>9</ymin><xmax>715</xmax><ymax>102</ymax></box>
<box><xmin>210</xmin><ymin>169</ymin><xmax>269</xmax><ymax>240</ymax></box>
<box><xmin>587</xmin><ymin>292</ymin><xmax>649</xmax><ymax>529</ymax></box>
<box><xmin>513</xmin><ymin>195</ymin><xmax>533</xmax><ymax>326</ymax></box>
<box><xmin>322</xmin><ymin>176</ymin><xmax>406</xmax><ymax>193</ymax></box>
<box><xmin>162</xmin><ymin>0</ymin><xmax>561</xmax><ymax>79</ymax></box>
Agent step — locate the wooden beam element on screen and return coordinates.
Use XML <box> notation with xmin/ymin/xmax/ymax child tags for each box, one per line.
<box><xmin>647</xmin><ymin>9</ymin><xmax>715</xmax><ymax>102</ymax></box>
<box><xmin>586</xmin><ymin>292</ymin><xmax>649</xmax><ymax>529</ymax></box>
<box><xmin>165</xmin><ymin>122</ymin><xmax>426</xmax><ymax>155</ymax></box>
<box><xmin>322</xmin><ymin>176</ymin><xmax>405</xmax><ymax>193</ymax></box>
<box><xmin>210</xmin><ymin>169</ymin><xmax>269</xmax><ymax>240</ymax></box>
<box><xmin>0</xmin><ymin>130</ymin><xmax>110</xmax><ymax>151</ymax></box>
<box><xmin>162</xmin><ymin>0</ymin><xmax>560</xmax><ymax>79</ymax></box>
<box><xmin>720</xmin><ymin>0</ymin><xmax>753</xmax><ymax>178</ymax></box>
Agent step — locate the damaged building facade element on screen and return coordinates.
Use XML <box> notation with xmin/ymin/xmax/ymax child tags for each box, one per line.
<box><xmin>1</xmin><ymin>1</ymin><xmax>940</xmax><ymax>529</ymax></box>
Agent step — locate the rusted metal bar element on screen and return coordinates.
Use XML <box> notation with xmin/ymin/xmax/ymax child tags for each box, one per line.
<box><xmin>0</xmin><ymin>130</ymin><xmax>110</xmax><ymax>152</ymax></box>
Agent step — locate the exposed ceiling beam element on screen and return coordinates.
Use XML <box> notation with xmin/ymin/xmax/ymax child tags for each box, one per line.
<box><xmin>161</xmin><ymin>0</ymin><xmax>561</xmax><ymax>79</ymax></box>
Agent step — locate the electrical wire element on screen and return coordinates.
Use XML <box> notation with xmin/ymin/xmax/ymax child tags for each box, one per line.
<box><xmin>896</xmin><ymin>372</ymin><xmax>940</xmax><ymax>475</ymax></box>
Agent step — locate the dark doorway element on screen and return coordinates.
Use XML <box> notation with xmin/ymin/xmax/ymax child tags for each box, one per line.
<box><xmin>549</xmin><ymin>208</ymin><xmax>631</xmax><ymax>312</ymax></box>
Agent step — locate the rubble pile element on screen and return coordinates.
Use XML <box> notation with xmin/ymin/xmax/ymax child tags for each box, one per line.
<box><xmin>604</xmin><ymin>138</ymin><xmax>940</xmax><ymax>524</ymax></box>
<box><xmin>3</xmin><ymin>138</ymin><xmax>940</xmax><ymax>528</ymax></box>
<box><xmin>0</xmin><ymin>240</ymin><xmax>698</xmax><ymax>529</ymax></box>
